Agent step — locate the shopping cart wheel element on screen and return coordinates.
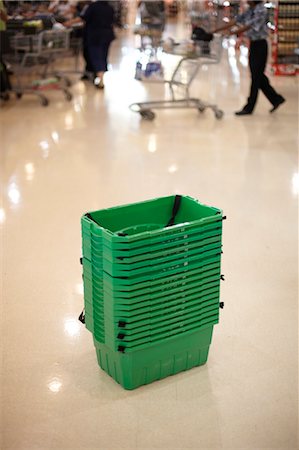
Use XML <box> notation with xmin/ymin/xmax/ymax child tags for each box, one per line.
<box><xmin>41</xmin><ymin>97</ymin><xmax>49</xmax><ymax>107</ymax></box>
<box><xmin>198</xmin><ymin>106</ymin><xmax>206</xmax><ymax>113</ymax></box>
<box><xmin>215</xmin><ymin>110</ymin><xmax>224</xmax><ymax>120</ymax></box>
<box><xmin>16</xmin><ymin>92</ymin><xmax>22</xmax><ymax>100</ymax></box>
<box><xmin>140</xmin><ymin>110</ymin><xmax>155</xmax><ymax>121</ymax></box>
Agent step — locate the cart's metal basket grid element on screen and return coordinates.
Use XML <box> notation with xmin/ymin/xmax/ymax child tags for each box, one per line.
<box><xmin>81</xmin><ymin>195</ymin><xmax>225</xmax><ymax>389</ymax></box>
<box><xmin>7</xmin><ymin>29</ymin><xmax>72</xmax><ymax>106</ymax></box>
<box><xmin>130</xmin><ymin>34</ymin><xmax>224</xmax><ymax>120</ymax></box>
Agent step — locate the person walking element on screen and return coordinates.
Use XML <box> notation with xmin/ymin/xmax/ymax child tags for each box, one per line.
<box><xmin>82</xmin><ymin>0</ymin><xmax>115</xmax><ymax>89</ymax></box>
<box><xmin>65</xmin><ymin>0</ymin><xmax>115</xmax><ymax>89</ymax></box>
<box><xmin>214</xmin><ymin>0</ymin><xmax>285</xmax><ymax>115</ymax></box>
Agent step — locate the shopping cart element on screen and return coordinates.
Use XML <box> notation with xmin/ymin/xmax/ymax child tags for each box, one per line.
<box><xmin>8</xmin><ymin>29</ymin><xmax>73</xmax><ymax>106</ymax></box>
<box><xmin>134</xmin><ymin>0</ymin><xmax>166</xmax><ymax>51</ymax></box>
<box><xmin>188</xmin><ymin>0</ymin><xmax>220</xmax><ymax>31</ymax></box>
<box><xmin>129</xmin><ymin>34</ymin><xmax>224</xmax><ymax>120</ymax></box>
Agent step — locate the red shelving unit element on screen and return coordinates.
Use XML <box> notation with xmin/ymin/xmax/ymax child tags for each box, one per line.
<box><xmin>271</xmin><ymin>0</ymin><xmax>299</xmax><ymax>75</ymax></box>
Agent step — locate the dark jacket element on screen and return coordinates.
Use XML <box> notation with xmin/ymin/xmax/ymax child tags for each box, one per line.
<box><xmin>81</xmin><ymin>1</ymin><xmax>115</xmax><ymax>43</ymax></box>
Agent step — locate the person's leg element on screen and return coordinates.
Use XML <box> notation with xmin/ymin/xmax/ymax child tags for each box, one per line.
<box><xmin>82</xmin><ymin>45</ymin><xmax>93</xmax><ymax>77</ymax></box>
<box><xmin>94</xmin><ymin>41</ymin><xmax>111</xmax><ymax>89</ymax></box>
<box><xmin>101</xmin><ymin>42</ymin><xmax>110</xmax><ymax>72</ymax></box>
<box><xmin>93</xmin><ymin>44</ymin><xmax>105</xmax><ymax>88</ymax></box>
<box><xmin>236</xmin><ymin>40</ymin><xmax>265</xmax><ymax>115</ymax></box>
<box><xmin>259</xmin><ymin>41</ymin><xmax>282</xmax><ymax>101</ymax></box>
<box><xmin>93</xmin><ymin>70</ymin><xmax>105</xmax><ymax>88</ymax></box>
<box><xmin>81</xmin><ymin>33</ymin><xmax>94</xmax><ymax>80</ymax></box>
<box><xmin>258</xmin><ymin>41</ymin><xmax>285</xmax><ymax>111</ymax></box>
<box><xmin>247</xmin><ymin>41</ymin><xmax>265</xmax><ymax>110</ymax></box>
<box><xmin>260</xmin><ymin>73</ymin><xmax>285</xmax><ymax>111</ymax></box>
<box><xmin>85</xmin><ymin>42</ymin><xmax>102</xmax><ymax>86</ymax></box>
<box><xmin>0</xmin><ymin>56</ymin><xmax>12</xmax><ymax>100</ymax></box>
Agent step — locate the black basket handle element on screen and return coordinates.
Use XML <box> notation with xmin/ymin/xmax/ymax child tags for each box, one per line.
<box><xmin>166</xmin><ymin>195</ymin><xmax>182</xmax><ymax>227</ymax></box>
<box><xmin>78</xmin><ymin>309</ymin><xmax>85</xmax><ymax>324</ymax></box>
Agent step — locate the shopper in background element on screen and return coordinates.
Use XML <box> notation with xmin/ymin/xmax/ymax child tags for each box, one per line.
<box><xmin>18</xmin><ymin>2</ymin><xmax>36</xmax><ymax>19</ymax></box>
<box><xmin>65</xmin><ymin>0</ymin><xmax>115</xmax><ymax>89</ymax></box>
<box><xmin>49</xmin><ymin>0</ymin><xmax>77</xmax><ymax>20</ymax></box>
<box><xmin>34</xmin><ymin>1</ymin><xmax>55</xmax><ymax>23</ymax></box>
<box><xmin>0</xmin><ymin>0</ymin><xmax>11</xmax><ymax>101</ymax></box>
<box><xmin>213</xmin><ymin>0</ymin><xmax>285</xmax><ymax>115</ymax></box>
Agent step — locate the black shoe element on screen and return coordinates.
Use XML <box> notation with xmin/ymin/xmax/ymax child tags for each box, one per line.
<box><xmin>269</xmin><ymin>96</ymin><xmax>285</xmax><ymax>113</ymax></box>
<box><xmin>235</xmin><ymin>108</ymin><xmax>252</xmax><ymax>116</ymax></box>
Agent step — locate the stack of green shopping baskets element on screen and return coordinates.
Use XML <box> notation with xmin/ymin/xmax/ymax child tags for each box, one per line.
<box><xmin>81</xmin><ymin>195</ymin><xmax>225</xmax><ymax>389</ymax></box>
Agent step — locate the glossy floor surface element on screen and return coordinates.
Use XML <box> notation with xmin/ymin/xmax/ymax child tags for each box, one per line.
<box><xmin>1</xmin><ymin>11</ymin><xmax>298</xmax><ymax>450</ymax></box>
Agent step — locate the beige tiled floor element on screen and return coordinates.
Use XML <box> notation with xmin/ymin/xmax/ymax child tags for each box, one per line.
<box><xmin>1</xmin><ymin>12</ymin><xmax>298</xmax><ymax>450</ymax></box>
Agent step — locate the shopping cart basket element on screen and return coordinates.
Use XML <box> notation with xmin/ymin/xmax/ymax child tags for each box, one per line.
<box><xmin>8</xmin><ymin>29</ymin><xmax>72</xmax><ymax>106</ymax></box>
<box><xmin>129</xmin><ymin>34</ymin><xmax>224</xmax><ymax>120</ymax></box>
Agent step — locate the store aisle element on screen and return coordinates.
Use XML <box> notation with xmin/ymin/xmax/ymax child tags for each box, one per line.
<box><xmin>1</xmin><ymin>21</ymin><xmax>298</xmax><ymax>450</ymax></box>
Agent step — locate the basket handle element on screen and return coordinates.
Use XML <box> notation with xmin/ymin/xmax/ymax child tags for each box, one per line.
<box><xmin>166</xmin><ymin>195</ymin><xmax>182</xmax><ymax>227</ymax></box>
<box><xmin>78</xmin><ymin>309</ymin><xmax>85</xmax><ymax>324</ymax></box>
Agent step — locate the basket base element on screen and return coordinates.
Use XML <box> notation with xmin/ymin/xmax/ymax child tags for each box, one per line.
<box><xmin>94</xmin><ymin>325</ymin><xmax>214</xmax><ymax>389</ymax></box>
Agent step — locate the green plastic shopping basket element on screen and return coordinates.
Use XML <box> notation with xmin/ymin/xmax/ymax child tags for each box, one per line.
<box><xmin>80</xmin><ymin>195</ymin><xmax>225</xmax><ymax>389</ymax></box>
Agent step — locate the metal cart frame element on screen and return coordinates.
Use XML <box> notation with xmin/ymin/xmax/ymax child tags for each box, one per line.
<box><xmin>129</xmin><ymin>34</ymin><xmax>224</xmax><ymax>120</ymax></box>
<box><xmin>8</xmin><ymin>29</ymin><xmax>73</xmax><ymax>106</ymax></box>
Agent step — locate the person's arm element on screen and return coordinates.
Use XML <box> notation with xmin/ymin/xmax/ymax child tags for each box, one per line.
<box><xmin>232</xmin><ymin>24</ymin><xmax>251</xmax><ymax>36</ymax></box>
<box><xmin>69</xmin><ymin>4</ymin><xmax>77</xmax><ymax>18</ymax></box>
<box><xmin>64</xmin><ymin>3</ymin><xmax>89</xmax><ymax>27</ymax></box>
<box><xmin>48</xmin><ymin>1</ymin><xmax>59</xmax><ymax>13</ymax></box>
<box><xmin>212</xmin><ymin>19</ymin><xmax>237</xmax><ymax>34</ymax></box>
<box><xmin>63</xmin><ymin>16</ymin><xmax>83</xmax><ymax>27</ymax></box>
<box><xmin>213</xmin><ymin>22</ymin><xmax>251</xmax><ymax>37</ymax></box>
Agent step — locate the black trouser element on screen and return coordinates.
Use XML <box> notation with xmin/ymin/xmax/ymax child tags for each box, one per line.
<box><xmin>87</xmin><ymin>40</ymin><xmax>111</xmax><ymax>73</ymax></box>
<box><xmin>246</xmin><ymin>39</ymin><xmax>281</xmax><ymax>112</ymax></box>
<box><xmin>0</xmin><ymin>57</ymin><xmax>11</xmax><ymax>94</ymax></box>
<box><xmin>83</xmin><ymin>41</ymin><xmax>93</xmax><ymax>73</ymax></box>
<box><xmin>0</xmin><ymin>31</ymin><xmax>12</xmax><ymax>94</ymax></box>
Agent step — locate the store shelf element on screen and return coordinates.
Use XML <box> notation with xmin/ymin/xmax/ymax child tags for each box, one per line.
<box><xmin>271</xmin><ymin>1</ymin><xmax>299</xmax><ymax>75</ymax></box>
